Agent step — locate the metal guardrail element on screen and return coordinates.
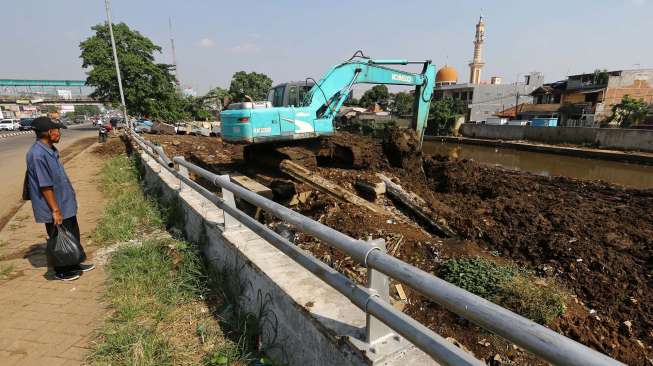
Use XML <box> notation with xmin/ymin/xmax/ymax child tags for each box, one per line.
<box><xmin>128</xmin><ymin>130</ymin><xmax>624</xmax><ymax>366</ymax></box>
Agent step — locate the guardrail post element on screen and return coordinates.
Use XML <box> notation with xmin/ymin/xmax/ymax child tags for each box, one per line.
<box><xmin>216</xmin><ymin>175</ymin><xmax>240</xmax><ymax>232</ymax></box>
<box><xmin>175</xmin><ymin>156</ymin><xmax>190</xmax><ymax>192</ymax></box>
<box><xmin>366</xmin><ymin>238</ymin><xmax>393</xmax><ymax>345</ymax></box>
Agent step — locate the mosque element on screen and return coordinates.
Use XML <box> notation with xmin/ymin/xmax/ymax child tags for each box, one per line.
<box><xmin>433</xmin><ymin>16</ymin><xmax>543</xmax><ymax>122</ymax></box>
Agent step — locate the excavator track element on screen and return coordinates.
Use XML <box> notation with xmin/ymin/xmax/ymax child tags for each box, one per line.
<box><xmin>243</xmin><ymin>134</ymin><xmax>374</xmax><ymax>171</ymax></box>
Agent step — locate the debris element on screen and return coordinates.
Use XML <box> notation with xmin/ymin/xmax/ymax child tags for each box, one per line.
<box><xmin>280</xmin><ymin>160</ymin><xmax>388</xmax><ymax>215</ymax></box>
<box><xmin>395</xmin><ymin>284</ymin><xmax>407</xmax><ymax>301</ymax></box>
<box><xmin>354</xmin><ymin>179</ymin><xmax>386</xmax><ymax>201</ymax></box>
<box><xmin>378</xmin><ymin>174</ymin><xmax>458</xmax><ymax>238</ymax></box>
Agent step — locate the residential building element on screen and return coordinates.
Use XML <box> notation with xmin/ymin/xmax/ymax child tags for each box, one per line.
<box><xmin>521</xmin><ymin>69</ymin><xmax>653</xmax><ymax>127</ymax></box>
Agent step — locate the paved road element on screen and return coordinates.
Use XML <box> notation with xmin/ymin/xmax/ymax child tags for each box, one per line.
<box><xmin>0</xmin><ymin>125</ymin><xmax>98</xmax><ymax>226</ymax></box>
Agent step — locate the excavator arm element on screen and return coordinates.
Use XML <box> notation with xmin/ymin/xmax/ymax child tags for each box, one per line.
<box><xmin>304</xmin><ymin>56</ymin><xmax>435</xmax><ymax>143</ymax></box>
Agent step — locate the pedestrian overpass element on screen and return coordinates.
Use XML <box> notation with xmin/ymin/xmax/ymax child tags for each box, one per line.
<box><xmin>0</xmin><ymin>79</ymin><xmax>100</xmax><ymax>105</ymax></box>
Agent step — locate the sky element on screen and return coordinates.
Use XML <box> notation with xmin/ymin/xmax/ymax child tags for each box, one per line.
<box><xmin>3</xmin><ymin>0</ymin><xmax>653</xmax><ymax>94</ymax></box>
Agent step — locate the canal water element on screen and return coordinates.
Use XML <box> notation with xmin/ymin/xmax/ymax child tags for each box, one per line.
<box><xmin>422</xmin><ymin>141</ymin><xmax>653</xmax><ymax>189</ymax></box>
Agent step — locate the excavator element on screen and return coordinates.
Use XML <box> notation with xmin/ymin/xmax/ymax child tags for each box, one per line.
<box><xmin>220</xmin><ymin>52</ymin><xmax>435</xmax><ymax>167</ymax></box>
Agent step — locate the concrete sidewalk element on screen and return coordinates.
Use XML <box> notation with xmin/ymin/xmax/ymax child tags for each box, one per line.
<box><xmin>0</xmin><ymin>143</ymin><xmax>107</xmax><ymax>366</ymax></box>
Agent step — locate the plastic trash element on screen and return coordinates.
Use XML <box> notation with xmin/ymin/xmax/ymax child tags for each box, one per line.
<box><xmin>46</xmin><ymin>225</ymin><xmax>86</xmax><ymax>268</ymax></box>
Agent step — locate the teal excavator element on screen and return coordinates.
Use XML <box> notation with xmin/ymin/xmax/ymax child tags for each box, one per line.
<box><xmin>219</xmin><ymin>51</ymin><xmax>435</xmax><ymax>165</ymax></box>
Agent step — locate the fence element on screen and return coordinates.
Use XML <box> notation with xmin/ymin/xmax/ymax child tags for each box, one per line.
<box><xmin>128</xmin><ymin>130</ymin><xmax>623</xmax><ymax>366</ymax></box>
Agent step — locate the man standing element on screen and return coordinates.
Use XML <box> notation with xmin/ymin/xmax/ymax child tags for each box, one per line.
<box><xmin>25</xmin><ymin>117</ymin><xmax>94</xmax><ymax>281</ymax></box>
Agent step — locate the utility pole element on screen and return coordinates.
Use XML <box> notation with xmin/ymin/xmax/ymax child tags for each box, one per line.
<box><xmin>169</xmin><ymin>17</ymin><xmax>182</xmax><ymax>93</ymax></box>
<box><xmin>104</xmin><ymin>0</ymin><xmax>130</xmax><ymax>128</ymax></box>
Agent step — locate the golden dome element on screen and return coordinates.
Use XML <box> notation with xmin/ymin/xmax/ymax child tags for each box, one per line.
<box><xmin>436</xmin><ymin>65</ymin><xmax>458</xmax><ymax>84</ymax></box>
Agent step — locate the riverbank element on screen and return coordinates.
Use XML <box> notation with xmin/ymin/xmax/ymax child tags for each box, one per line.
<box><xmin>427</xmin><ymin>135</ymin><xmax>653</xmax><ymax>165</ymax></box>
<box><xmin>146</xmin><ymin>131</ymin><xmax>651</xmax><ymax>364</ymax></box>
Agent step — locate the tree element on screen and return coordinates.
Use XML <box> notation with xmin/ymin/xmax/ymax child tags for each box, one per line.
<box><xmin>608</xmin><ymin>95</ymin><xmax>650</xmax><ymax>128</ymax></box>
<box><xmin>359</xmin><ymin>85</ymin><xmax>389</xmax><ymax>108</ymax></box>
<box><xmin>183</xmin><ymin>96</ymin><xmax>212</xmax><ymax>121</ymax></box>
<box><xmin>391</xmin><ymin>92</ymin><xmax>414</xmax><ymax>116</ymax></box>
<box><xmin>427</xmin><ymin>97</ymin><xmax>466</xmax><ymax>135</ymax></box>
<box><xmin>592</xmin><ymin>69</ymin><xmax>609</xmax><ymax>85</ymax></box>
<box><xmin>74</xmin><ymin>105</ymin><xmax>101</xmax><ymax>116</ymax></box>
<box><xmin>80</xmin><ymin>23</ymin><xmax>186</xmax><ymax>122</ymax></box>
<box><xmin>204</xmin><ymin>86</ymin><xmax>232</xmax><ymax>111</ymax></box>
<box><xmin>228</xmin><ymin>71</ymin><xmax>272</xmax><ymax>102</ymax></box>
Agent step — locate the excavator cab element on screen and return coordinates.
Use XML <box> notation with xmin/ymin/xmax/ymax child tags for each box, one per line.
<box><xmin>267</xmin><ymin>81</ymin><xmax>315</xmax><ymax>107</ymax></box>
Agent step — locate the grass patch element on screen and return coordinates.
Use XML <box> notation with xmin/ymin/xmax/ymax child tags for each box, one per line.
<box><xmin>93</xmin><ymin>155</ymin><xmax>162</xmax><ymax>245</ymax></box>
<box><xmin>91</xmin><ymin>239</ymin><xmax>248</xmax><ymax>366</ymax></box>
<box><xmin>0</xmin><ymin>263</ymin><xmax>15</xmax><ymax>280</ymax></box>
<box><xmin>90</xmin><ymin>153</ymin><xmax>258</xmax><ymax>365</ymax></box>
<box><xmin>440</xmin><ymin>256</ymin><xmax>568</xmax><ymax>325</ymax></box>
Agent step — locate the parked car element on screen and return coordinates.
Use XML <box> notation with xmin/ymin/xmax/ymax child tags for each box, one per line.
<box><xmin>19</xmin><ymin>118</ymin><xmax>34</xmax><ymax>131</ymax></box>
<box><xmin>0</xmin><ymin>119</ymin><xmax>20</xmax><ymax>131</ymax></box>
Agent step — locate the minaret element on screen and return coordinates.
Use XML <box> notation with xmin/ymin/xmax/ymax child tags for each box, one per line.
<box><xmin>469</xmin><ymin>16</ymin><xmax>485</xmax><ymax>84</ymax></box>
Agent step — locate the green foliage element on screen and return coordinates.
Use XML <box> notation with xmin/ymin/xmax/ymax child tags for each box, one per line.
<box><xmin>93</xmin><ymin>155</ymin><xmax>162</xmax><ymax>244</ymax></box>
<box><xmin>75</xmin><ymin>105</ymin><xmax>101</xmax><ymax>116</ymax></box>
<box><xmin>228</xmin><ymin>71</ymin><xmax>273</xmax><ymax>102</ymax></box>
<box><xmin>0</xmin><ymin>264</ymin><xmax>15</xmax><ymax>280</ymax></box>
<box><xmin>608</xmin><ymin>95</ymin><xmax>650</xmax><ymax>128</ymax></box>
<box><xmin>391</xmin><ymin>92</ymin><xmax>414</xmax><ymax>116</ymax></box>
<box><xmin>80</xmin><ymin>23</ymin><xmax>186</xmax><ymax>122</ymax></box>
<box><xmin>427</xmin><ymin>97</ymin><xmax>466</xmax><ymax>135</ymax></box>
<box><xmin>359</xmin><ymin>85</ymin><xmax>389</xmax><ymax>108</ymax></box>
<box><xmin>440</xmin><ymin>257</ymin><xmax>518</xmax><ymax>298</ymax></box>
<box><xmin>592</xmin><ymin>69</ymin><xmax>609</xmax><ymax>85</ymax></box>
<box><xmin>183</xmin><ymin>96</ymin><xmax>213</xmax><ymax>121</ymax></box>
<box><xmin>90</xmin><ymin>153</ymin><xmax>251</xmax><ymax>365</ymax></box>
<box><xmin>440</xmin><ymin>257</ymin><xmax>568</xmax><ymax>324</ymax></box>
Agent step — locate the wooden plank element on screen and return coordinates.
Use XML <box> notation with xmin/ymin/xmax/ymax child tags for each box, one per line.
<box><xmin>378</xmin><ymin>174</ymin><xmax>458</xmax><ymax>238</ymax></box>
<box><xmin>280</xmin><ymin>160</ymin><xmax>389</xmax><ymax>215</ymax></box>
<box><xmin>229</xmin><ymin>173</ymin><xmax>273</xmax><ymax>199</ymax></box>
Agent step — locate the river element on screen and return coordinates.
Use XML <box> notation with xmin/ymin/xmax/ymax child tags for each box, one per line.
<box><xmin>422</xmin><ymin>141</ymin><xmax>653</xmax><ymax>189</ymax></box>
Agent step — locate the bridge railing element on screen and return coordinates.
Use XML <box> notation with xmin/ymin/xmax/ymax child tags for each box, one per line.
<box><xmin>128</xmin><ymin>130</ymin><xmax>623</xmax><ymax>366</ymax></box>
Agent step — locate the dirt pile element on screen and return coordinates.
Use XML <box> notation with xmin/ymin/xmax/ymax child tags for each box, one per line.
<box><xmin>141</xmin><ymin>132</ymin><xmax>652</xmax><ymax>364</ymax></box>
<box><xmin>382</xmin><ymin>128</ymin><xmax>423</xmax><ymax>173</ymax></box>
<box><xmin>415</xmin><ymin>157</ymin><xmax>653</xmax><ymax>363</ymax></box>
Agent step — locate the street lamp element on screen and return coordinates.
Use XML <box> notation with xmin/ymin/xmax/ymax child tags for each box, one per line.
<box><xmin>104</xmin><ymin>0</ymin><xmax>130</xmax><ymax>129</ymax></box>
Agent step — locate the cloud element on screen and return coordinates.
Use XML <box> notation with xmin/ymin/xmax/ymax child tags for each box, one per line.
<box><xmin>631</xmin><ymin>0</ymin><xmax>646</xmax><ymax>5</ymax></box>
<box><xmin>198</xmin><ymin>38</ymin><xmax>215</xmax><ymax>48</ymax></box>
<box><xmin>228</xmin><ymin>43</ymin><xmax>260</xmax><ymax>54</ymax></box>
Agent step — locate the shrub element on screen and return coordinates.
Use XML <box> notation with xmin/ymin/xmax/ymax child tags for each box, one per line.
<box><xmin>440</xmin><ymin>257</ymin><xmax>518</xmax><ymax>298</ymax></box>
<box><xmin>440</xmin><ymin>256</ymin><xmax>568</xmax><ymax>325</ymax></box>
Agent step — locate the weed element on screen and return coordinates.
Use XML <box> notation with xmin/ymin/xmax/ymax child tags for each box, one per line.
<box><xmin>440</xmin><ymin>256</ymin><xmax>568</xmax><ymax>325</ymax></box>
<box><xmin>0</xmin><ymin>264</ymin><xmax>15</xmax><ymax>279</ymax></box>
<box><xmin>496</xmin><ymin>276</ymin><xmax>568</xmax><ymax>325</ymax></box>
<box><xmin>440</xmin><ymin>257</ymin><xmax>518</xmax><ymax>298</ymax></box>
<box><xmin>90</xmin><ymin>153</ymin><xmax>254</xmax><ymax>365</ymax></box>
<box><xmin>93</xmin><ymin>155</ymin><xmax>163</xmax><ymax>245</ymax></box>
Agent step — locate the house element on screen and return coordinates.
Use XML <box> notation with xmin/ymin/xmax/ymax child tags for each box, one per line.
<box><xmin>516</xmin><ymin>69</ymin><xmax>653</xmax><ymax>127</ymax></box>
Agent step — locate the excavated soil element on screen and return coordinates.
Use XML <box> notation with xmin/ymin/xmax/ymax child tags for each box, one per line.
<box><xmin>142</xmin><ymin>131</ymin><xmax>652</xmax><ymax>365</ymax></box>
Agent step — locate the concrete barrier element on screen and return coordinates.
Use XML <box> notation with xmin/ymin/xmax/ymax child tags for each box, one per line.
<box><xmin>459</xmin><ymin>124</ymin><xmax>653</xmax><ymax>152</ymax></box>
<box><xmin>136</xmin><ymin>151</ymin><xmax>437</xmax><ymax>366</ymax></box>
<box><xmin>595</xmin><ymin>128</ymin><xmax>653</xmax><ymax>152</ymax></box>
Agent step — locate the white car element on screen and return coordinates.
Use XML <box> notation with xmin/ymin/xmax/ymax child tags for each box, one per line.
<box><xmin>0</xmin><ymin>119</ymin><xmax>20</xmax><ymax>131</ymax></box>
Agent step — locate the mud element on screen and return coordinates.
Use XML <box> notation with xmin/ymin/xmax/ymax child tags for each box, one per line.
<box><xmin>142</xmin><ymin>131</ymin><xmax>652</xmax><ymax>365</ymax></box>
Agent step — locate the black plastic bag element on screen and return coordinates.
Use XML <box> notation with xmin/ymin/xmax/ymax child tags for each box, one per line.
<box><xmin>46</xmin><ymin>225</ymin><xmax>86</xmax><ymax>268</ymax></box>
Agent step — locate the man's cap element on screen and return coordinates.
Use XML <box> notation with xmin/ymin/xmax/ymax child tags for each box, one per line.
<box><xmin>31</xmin><ymin>117</ymin><xmax>67</xmax><ymax>132</ymax></box>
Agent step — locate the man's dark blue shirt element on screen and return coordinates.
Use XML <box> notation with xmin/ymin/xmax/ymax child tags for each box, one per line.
<box><xmin>26</xmin><ymin>141</ymin><xmax>77</xmax><ymax>223</ymax></box>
